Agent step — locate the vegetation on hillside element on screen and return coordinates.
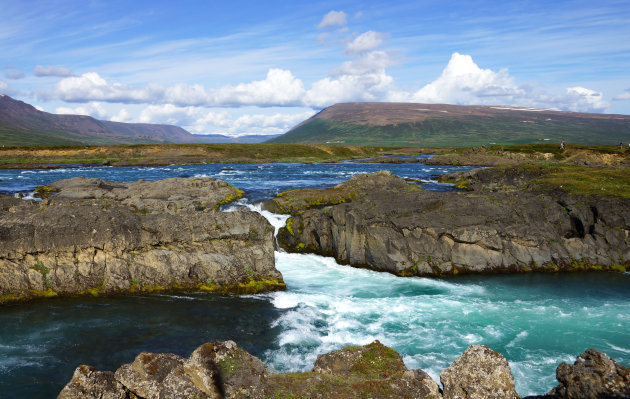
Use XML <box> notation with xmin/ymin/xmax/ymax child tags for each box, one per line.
<box><xmin>0</xmin><ymin>143</ymin><xmax>402</xmax><ymax>168</ymax></box>
<box><xmin>269</xmin><ymin>115</ymin><xmax>630</xmax><ymax>147</ymax></box>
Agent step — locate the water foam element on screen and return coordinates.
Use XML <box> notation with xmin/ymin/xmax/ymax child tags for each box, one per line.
<box><xmin>256</xmin><ymin>248</ymin><xmax>630</xmax><ymax>396</ymax></box>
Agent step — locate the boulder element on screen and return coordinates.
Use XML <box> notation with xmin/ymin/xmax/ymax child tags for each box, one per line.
<box><xmin>58</xmin><ymin>365</ymin><xmax>126</xmax><ymax>399</ymax></box>
<box><xmin>59</xmin><ymin>340</ymin><xmax>442</xmax><ymax>399</ymax></box>
<box><xmin>115</xmin><ymin>352</ymin><xmax>210</xmax><ymax>399</ymax></box>
<box><xmin>546</xmin><ymin>349</ymin><xmax>630</xmax><ymax>398</ymax></box>
<box><xmin>440</xmin><ymin>345</ymin><xmax>520</xmax><ymax>399</ymax></box>
<box><xmin>58</xmin><ymin>342</ymin><xmax>630</xmax><ymax>399</ymax></box>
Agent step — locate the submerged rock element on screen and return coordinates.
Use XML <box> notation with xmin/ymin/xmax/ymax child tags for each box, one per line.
<box><xmin>0</xmin><ymin>177</ymin><xmax>283</xmax><ymax>303</ymax></box>
<box><xmin>276</xmin><ymin>170</ymin><xmax>630</xmax><ymax>277</ymax></box>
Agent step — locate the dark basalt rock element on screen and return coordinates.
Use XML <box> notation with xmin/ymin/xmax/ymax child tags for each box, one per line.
<box><xmin>545</xmin><ymin>349</ymin><xmax>630</xmax><ymax>399</ymax></box>
<box><xmin>276</xmin><ymin>171</ymin><xmax>630</xmax><ymax>277</ymax></box>
<box><xmin>0</xmin><ymin>177</ymin><xmax>283</xmax><ymax>303</ymax></box>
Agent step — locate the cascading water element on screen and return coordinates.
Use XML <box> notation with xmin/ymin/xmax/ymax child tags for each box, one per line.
<box><xmin>243</xmin><ymin>199</ymin><xmax>630</xmax><ymax>397</ymax></box>
<box><xmin>0</xmin><ymin>162</ymin><xmax>628</xmax><ymax>398</ymax></box>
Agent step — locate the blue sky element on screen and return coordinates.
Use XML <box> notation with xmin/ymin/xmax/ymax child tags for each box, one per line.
<box><xmin>1</xmin><ymin>0</ymin><xmax>629</xmax><ymax>136</ymax></box>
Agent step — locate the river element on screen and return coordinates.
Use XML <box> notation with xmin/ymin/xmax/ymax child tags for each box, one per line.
<box><xmin>0</xmin><ymin>159</ymin><xmax>628</xmax><ymax>398</ymax></box>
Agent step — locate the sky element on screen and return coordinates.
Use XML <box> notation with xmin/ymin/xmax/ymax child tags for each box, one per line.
<box><xmin>1</xmin><ymin>0</ymin><xmax>629</xmax><ymax>137</ymax></box>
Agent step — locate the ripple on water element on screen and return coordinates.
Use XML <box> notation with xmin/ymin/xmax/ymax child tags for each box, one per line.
<box><xmin>261</xmin><ymin>251</ymin><xmax>630</xmax><ymax>397</ymax></box>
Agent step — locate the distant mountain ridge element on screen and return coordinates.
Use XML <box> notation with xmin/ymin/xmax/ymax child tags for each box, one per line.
<box><xmin>268</xmin><ymin>102</ymin><xmax>630</xmax><ymax>147</ymax></box>
<box><xmin>0</xmin><ymin>95</ymin><xmax>277</xmax><ymax>146</ymax></box>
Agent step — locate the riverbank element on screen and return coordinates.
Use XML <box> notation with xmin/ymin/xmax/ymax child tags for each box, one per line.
<box><xmin>0</xmin><ymin>143</ymin><xmax>416</xmax><ymax>168</ymax></box>
<box><xmin>2</xmin><ymin>143</ymin><xmax>628</xmax><ymax>169</ymax></box>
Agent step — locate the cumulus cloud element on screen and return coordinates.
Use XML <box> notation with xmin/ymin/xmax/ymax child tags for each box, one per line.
<box><xmin>44</xmin><ymin>51</ymin><xmax>610</xmax><ymax>115</ymax></box>
<box><xmin>558</xmin><ymin>87</ymin><xmax>608</xmax><ymax>113</ymax></box>
<box><xmin>137</xmin><ymin>104</ymin><xmax>313</xmax><ymax>135</ymax></box>
<box><xmin>55</xmin><ymin>102</ymin><xmax>109</xmax><ymax>119</ymax></box>
<box><xmin>207</xmin><ymin>69</ymin><xmax>305</xmax><ymax>107</ymax></box>
<box><xmin>54</xmin><ymin>72</ymin><xmax>163</xmax><ymax>103</ymax></box>
<box><xmin>613</xmin><ymin>89</ymin><xmax>630</xmax><ymax>101</ymax></box>
<box><xmin>384</xmin><ymin>52</ymin><xmax>609</xmax><ymax>113</ymax></box>
<box><xmin>317</xmin><ymin>10</ymin><xmax>347</xmax><ymax>28</ymax></box>
<box><xmin>407</xmin><ymin>52</ymin><xmax>524</xmax><ymax>104</ymax></box>
<box><xmin>304</xmin><ymin>51</ymin><xmax>397</xmax><ymax>108</ymax></box>
<box><xmin>110</xmin><ymin>108</ymin><xmax>132</xmax><ymax>123</ymax></box>
<box><xmin>34</xmin><ymin>65</ymin><xmax>73</xmax><ymax>77</ymax></box>
<box><xmin>0</xmin><ymin>79</ymin><xmax>15</xmax><ymax>95</ymax></box>
<box><xmin>345</xmin><ymin>31</ymin><xmax>385</xmax><ymax>55</ymax></box>
<box><xmin>5</xmin><ymin>71</ymin><xmax>25</xmax><ymax>80</ymax></box>
<box><xmin>51</xmin><ymin>69</ymin><xmax>306</xmax><ymax>108</ymax></box>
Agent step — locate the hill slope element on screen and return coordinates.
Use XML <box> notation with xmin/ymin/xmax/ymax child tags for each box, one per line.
<box><xmin>268</xmin><ymin>102</ymin><xmax>630</xmax><ymax>147</ymax></box>
<box><xmin>0</xmin><ymin>95</ymin><xmax>199</xmax><ymax>146</ymax></box>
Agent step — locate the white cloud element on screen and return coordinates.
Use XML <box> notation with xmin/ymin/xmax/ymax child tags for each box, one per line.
<box><xmin>317</xmin><ymin>10</ymin><xmax>347</xmax><ymax>29</ymax></box>
<box><xmin>560</xmin><ymin>87</ymin><xmax>608</xmax><ymax>113</ymax></box>
<box><xmin>110</xmin><ymin>108</ymin><xmax>132</xmax><ymax>122</ymax></box>
<box><xmin>33</xmin><ymin>65</ymin><xmax>73</xmax><ymax>77</ymax></box>
<box><xmin>55</xmin><ymin>102</ymin><xmax>109</xmax><ymax>119</ymax></box>
<box><xmin>45</xmin><ymin>51</ymin><xmax>610</xmax><ymax>116</ymax></box>
<box><xmin>51</xmin><ymin>69</ymin><xmax>305</xmax><ymax>108</ymax></box>
<box><xmin>0</xmin><ymin>79</ymin><xmax>10</xmax><ymax>94</ymax></box>
<box><xmin>304</xmin><ymin>50</ymin><xmax>397</xmax><ymax>108</ymax></box>
<box><xmin>345</xmin><ymin>31</ymin><xmax>385</xmax><ymax>55</ymax></box>
<box><xmin>386</xmin><ymin>52</ymin><xmax>609</xmax><ymax>113</ymax></box>
<box><xmin>136</xmin><ymin>103</ymin><xmax>313</xmax><ymax>136</ymax></box>
<box><xmin>54</xmin><ymin>72</ymin><xmax>164</xmax><ymax>103</ymax></box>
<box><xmin>408</xmin><ymin>52</ymin><xmax>524</xmax><ymax>104</ymax></box>
<box><xmin>208</xmin><ymin>68</ymin><xmax>305</xmax><ymax>107</ymax></box>
<box><xmin>5</xmin><ymin>71</ymin><xmax>25</xmax><ymax>80</ymax></box>
<box><xmin>613</xmin><ymin>89</ymin><xmax>630</xmax><ymax>101</ymax></box>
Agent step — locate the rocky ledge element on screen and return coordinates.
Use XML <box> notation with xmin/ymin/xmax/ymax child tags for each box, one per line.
<box><xmin>0</xmin><ymin>177</ymin><xmax>283</xmax><ymax>303</ymax></box>
<box><xmin>274</xmin><ymin>170</ymin><xmax>629</xmax><ymax>276</ymax></box>
<box><xmin>58</xmin><ymin>340</ymin><xmax>629</xmax><ymax>399</ymax></box>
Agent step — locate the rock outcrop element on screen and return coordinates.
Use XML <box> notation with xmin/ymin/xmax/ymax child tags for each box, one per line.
<box><xmin>542</xmin><ymin>349</ymin><xmax>630</xmax><ymax>398</ymax></box>
<box><xmin>58</xmin><ymin>341</ymin><xmax>629</xmax><ymax>399</ymax></box>
<box><xmin>0</xmin><ymin>177</ymin><xmax>283</xmax><ymax>303</ymax></box>
<box><xmin>58</xmin><ymin>340</ymin><xmax>441</xmax><ymax>399</ymax></box>
<box><xmin>276</xmin><ymin>171</ymin><xmax>629</xmax><ymax>276</ymax></box>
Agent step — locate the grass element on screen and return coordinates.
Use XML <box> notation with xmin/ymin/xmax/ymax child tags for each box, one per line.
<box><xmin>530</xmin><ymin>166</ymin><xmax>630</xmax><ymax>197</ymax></box>
<box><xmin>269</xmin><ymin>115</ymin><xmax>630</xmax><ymax>147</ymax></box>
<box><xmin>0</xmin><ymin>143</ymin><xmax>406</xmax><ymax>168</ymax></box>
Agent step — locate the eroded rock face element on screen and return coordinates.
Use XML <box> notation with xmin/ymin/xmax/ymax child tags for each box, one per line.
<box><xmin>546</xmin><ymin>349</ymin><xmax>630</xmax><ymax>398</ymax></box>
<box><xmin>441</xmin><ymin>345</ymin><xmax>520</xmax><ymax>399</ymax></box>
<box><xmin>276</xmin><ymin>171</ymin><xmax>630</xmax><ymax>277</ymax></box>
<box><xmin>0</xmin><ymin>177</ymin><xmax>283</xmax><ymax>303</ymax></box>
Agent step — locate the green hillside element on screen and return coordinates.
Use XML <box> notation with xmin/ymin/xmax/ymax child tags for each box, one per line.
<box><xmin>269</xmin><ymin>103</ymin><xmax>630</xmax><ymax>147</ymax></box>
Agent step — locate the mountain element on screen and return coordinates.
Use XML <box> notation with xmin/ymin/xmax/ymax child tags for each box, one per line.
<box><xmin>0</xmin><ymin>95</ymin><xmax>200</xmax><ymax>146</ymax></box>
<box><xmin>191</xmin><ymin>133</ymin><xmax>282</xmax><ymax>143</ymax></box>
<box><xmin>268</xmin><ymin>102</ymin><xmax>630</xmax><ymax>147</ymax></box>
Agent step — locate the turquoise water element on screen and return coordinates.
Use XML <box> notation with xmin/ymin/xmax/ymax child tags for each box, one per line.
<box><xmin>0</xmin><ymin>161</ymin><xmax>629</xmax><ymax>397</ymax></box>
<box><xmin>266</xmin><ymin>252</ymin><xmax>630</xmax><ymax>397</ymax></box>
